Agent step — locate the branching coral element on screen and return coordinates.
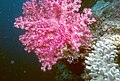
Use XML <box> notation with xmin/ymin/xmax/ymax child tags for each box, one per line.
<box><xmin>14</xmin><ymin>0</ymin><xmax>95</xmax><ymax>71</ymax></box>
<box><xmin>85</xmin><ymin>34</ymin><xmax>120</xmax><ymax>81</ymax></box>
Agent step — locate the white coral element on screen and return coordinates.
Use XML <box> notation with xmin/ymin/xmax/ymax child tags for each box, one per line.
<box><xmin>85</xmin><ymin>34</ymin><xmax>120</xmax><ymax>81</ymax></box>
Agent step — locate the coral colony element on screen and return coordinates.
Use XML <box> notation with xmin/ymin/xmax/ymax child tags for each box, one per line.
<box><xmin>14</xmin><ymin>0</ymin><xmax>95</xmax><ymax>71</ymax></box>
<box><xmin>85</xmin><ymin>34</ymin><xmax>120</xmax><ymax>81</ymax></box>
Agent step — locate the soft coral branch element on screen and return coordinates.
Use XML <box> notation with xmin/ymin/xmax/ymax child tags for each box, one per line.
<box><xmin>14</xmin><ymin>0</ymin><xmax>95</xmax><ymax>71</ymax></box>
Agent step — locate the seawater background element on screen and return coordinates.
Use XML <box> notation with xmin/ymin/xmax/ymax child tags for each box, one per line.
<box><xmin>0</xmin><ymin>0</ymin><xmax>98</xmax><ymax>81</ymax></box>
<box><xmin>0</xmin><ymin>0</ymin><xmax>56</xmax><ymax>81</ymax></box>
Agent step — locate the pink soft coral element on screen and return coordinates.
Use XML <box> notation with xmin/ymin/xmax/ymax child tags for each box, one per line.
<box><xmin>14</xmin><ymin>0</ymin><xmax>95</xmax><ymax>71</ymax></box>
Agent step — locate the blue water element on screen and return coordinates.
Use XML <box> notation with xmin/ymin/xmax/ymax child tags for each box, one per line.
<box><xmin>0</xmin><ymin>0</ymin><xmax>56</xmax><ymax>81</ymax></box>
